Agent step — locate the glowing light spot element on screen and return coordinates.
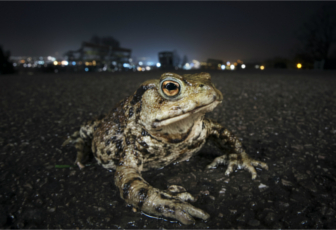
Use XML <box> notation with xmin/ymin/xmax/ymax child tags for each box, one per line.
<box><xmin>146</xmin><ymin>66</ymin><xmax>150</xmax><ymax>71</ymax></box>
<box><xmin>53</xmin><ymin>61</ymin><xmax>58</xmax><ymax>66</ymax></box>
<box><xmin>221</xmin><ymin>65</ymin><xmax>226</xmax><ymax>70</ymax></box>
<box><xmin>85</xmin><ymin>67</ymin><xmax>89</xmax><ymax>72</ymax></box>
<box><xmin>123</xmin><ymin>63</ymin><xmax>131</xmax><ymax>68</ymax></box>
<box><xmin>260</xmin><ymin>65</ymin><xmax>265</xmax><ymax>70</ymax></box>
<box><xmin>48</xmin><ymin>56</ymin><xmax>56</xmax><ymax>61</ymax></box>
<box><xmin>297</xmin><ymin>63</ymin><xmax>302</xmax><ymax>69</ymax></box>
<box><xmin>156</xmin><ymin>63</ymin><xmax>161</xmax><ymax>67</ymax></box>
<box><xmin>241</xmin><ymin>64</ymin><xmax>246</xmax><ymax>69</ymax></box>
<box><xmin>230</xmin><ymin>64</ymin><xmax>235</xmax><ymax>70</ymax></box>
<box><xmin>192</xmin><ymin>60</ymin><xmax>200</xmax><ymax>69</ymax></box>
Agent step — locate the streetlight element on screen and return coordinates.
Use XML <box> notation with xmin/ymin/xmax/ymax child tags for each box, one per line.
<box><xmin>297</xmin><ymin>63</ymin><xmax>302</xmax><ymax>69</ymax></box>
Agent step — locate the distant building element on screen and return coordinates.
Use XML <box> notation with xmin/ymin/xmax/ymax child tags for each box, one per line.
<box><xmin>158</xmin><ymin>51</ymin><xmax>174</xmax><ymax>69</ymax></box>
<box><xmin>201</xmin><ymin>59</ymin><xmax>223</xmax><ymax>70</ymax></box>
<box><xmin>65</xmin><ymin>42</ymin><xmax>132</xmax><ymax>71</ymax></box>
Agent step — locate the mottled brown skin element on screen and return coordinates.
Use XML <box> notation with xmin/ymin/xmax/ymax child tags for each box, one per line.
<box><xmin>63</xmin><ymin>72</ymin><xmax>268</xmax><ymax>225</ymax></box>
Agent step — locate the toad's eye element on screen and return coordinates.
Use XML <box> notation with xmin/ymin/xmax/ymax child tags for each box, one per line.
<box><xmin>161</xmin><ymin>80</ymin><xmax>180</xmax><ymax>97</ymax></box>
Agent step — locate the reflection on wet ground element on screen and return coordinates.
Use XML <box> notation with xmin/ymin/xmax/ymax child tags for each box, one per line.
<box><xmin>0</xmin><ymin>70</ymin><xmax>336</xmax><ymax>228</ymax></box>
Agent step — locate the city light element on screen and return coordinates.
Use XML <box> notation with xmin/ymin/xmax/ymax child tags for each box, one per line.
<box><xmin>92</xmin><ymin>60</ymin><xmax>96</xmax><ymax>66</ymax></box>
<box><xmin>230</xmin><ymin>64</ymin><xmax>235</xmax><ymax>70</ymax></box>
<box><xmin>139</xmin><ymin>61</ymin><xmax>143</xmax><ymax>66</ymax></box>
<box><xmin>61</xmin><ymin>60</ymin><xmax>68</xmax><ymax>66</ymax></box>
<box><xmin>226</xmin><ymin>61</ymin><xmax>230</xmax><ymax>66</ymax></box>
<box><xmin>192</xmin><ymin>60</ymin><xmax>200</xmax><ymax>69</ymax></box>
<box><xmin>255</xmin><ymin>65</ymin><xmax>259</xmax><ymax>69</ymax></box>
<box><xmin>47</xmin><ymin>56</ymin><xmax>56</xmax><ymax>62</ymax></box>
<box><xmin>221</xmin><ymin>65</ymin><xmax>226</xmax><ymax>70</ymax></box>
<box><xmin>123</xmin><ymin>63</ymin><xmax>131</xmax><ymax>68</ymax></box>
<box><xmin>53</xmin><ymin>61</ymin><xmax>58</xmax><ymax>65</ymax></box>
<box><xmin>85</xmin><ymin>68</ymin><xmax>89</xmax><ymax>72</ymax></box>
<box><xmin>241</xmin><ymin>64</ymin><xmax>246</xmax><ymax>69</ymax></box>
<box><xmin>146</xmin><ymin>66</ymin><xmax>151</xmax><ymax>71</ymax></box>
<box><xmin>260</xmin><ymin>65</ymin><xmax>265</xmax><ymax>70</ymax></box>
<box><xmin>297</xmin><ymin>63</ymin><xmax>302</xmax><ymax>69</ymax></box>
<box><xmin>137</xmin><ymin>67</ymin><xmax>142</xmax><ymax>71</ymax></box>
<box><xmin>156</xmin><ymin>62</ymin><xmax>161</xmax><ymax>67</ymax></box>
<box><xmin>183</xmin><ymin>63</ymin><xmax>192</xmax><ymax>70</ymax></box>
<box><xmin>72</xmin><ymin>61</ymin><xmax>76</xmax><ymax>65</ymax></box>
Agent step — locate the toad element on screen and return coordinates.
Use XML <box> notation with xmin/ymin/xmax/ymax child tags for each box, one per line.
<box><xmin>63</xmin><ymin>72</ymin><xmax>268</xmax><ymax>225</ymax></box>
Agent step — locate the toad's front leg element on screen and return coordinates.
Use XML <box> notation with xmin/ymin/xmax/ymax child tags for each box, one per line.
<box><xmin>204</xmin><ymin>119</ymin><xmax>268</xmax><ymax>179</ymax></box>
<box><xmin>115</xmin><ymin>156</ymin><xmax>209</xmax><ymax>225</ymax></box>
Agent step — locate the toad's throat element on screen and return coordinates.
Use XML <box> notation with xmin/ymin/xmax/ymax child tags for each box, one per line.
<box><xmin>152</xmin><ymin>100</ymin><xmax>222</xmax><ymax>128</ymax></box>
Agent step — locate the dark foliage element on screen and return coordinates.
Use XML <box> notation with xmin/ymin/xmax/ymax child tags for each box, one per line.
<box><xmin>0</xmin><ymin>45</ymin><xmax>15</xmax><ymax>75</ymax></box>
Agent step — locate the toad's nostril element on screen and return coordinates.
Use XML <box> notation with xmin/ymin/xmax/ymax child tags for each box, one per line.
<box><xmin>213</xmin><ymin>95</ymin><xmax>217</xmax><ymax>101</ymax></box>
<box><xmin>199</xmin><ymin>84</ymin><xmax>204</xmax><ymax>88</ymax></box>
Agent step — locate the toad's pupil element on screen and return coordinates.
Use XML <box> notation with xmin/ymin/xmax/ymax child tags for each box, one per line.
<box><xmin>165</xmin><ymin>83</ymin><xmax>178</xmax><ymax>91</ymax></box>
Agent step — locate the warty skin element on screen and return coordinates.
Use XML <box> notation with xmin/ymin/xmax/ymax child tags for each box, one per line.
<box><xmin>63</xmin><ymin>72</ymin><xmax>268</xmax><ymax>225</ymax></box>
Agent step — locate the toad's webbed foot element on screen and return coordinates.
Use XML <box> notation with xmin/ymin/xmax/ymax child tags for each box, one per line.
<box><xmin>115</xmin><ymin>167</ymin><xmax>209</xmax><ymax>225</ymax></box>
<box><xmin>164</xmin><ymin>185</ymin><xmax>196</xmax><ymax>202</ymax></box>
<box><xmin>145</xmin><ymin>187</ymin><xmax>209</xmax><ymax>225</ymax></box>
<box><xmin>206</xmin><ymin>152</ymin><xmax>268</xmax><ymax>179</ymax></box>
<box><xmin>62</xmin><ymin>130</ymin><xmax>91</xmax><ymax>170</ymax></box>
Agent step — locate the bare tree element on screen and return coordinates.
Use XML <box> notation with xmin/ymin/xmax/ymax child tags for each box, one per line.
<box><xmin>297</xmin><ymin>6</ymin><xmax>336</xmax><ymax>62</ymax></box>
<box><xmin>90</xmin><ymin>35</ymin><xmax>120</xmax><ymax>47</ymax></box>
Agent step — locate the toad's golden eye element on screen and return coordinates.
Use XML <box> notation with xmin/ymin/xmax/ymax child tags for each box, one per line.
<box><xmin>161</xmin><ymin>80</ymin><xmax>180</xmax><ymax>97</ymax></box>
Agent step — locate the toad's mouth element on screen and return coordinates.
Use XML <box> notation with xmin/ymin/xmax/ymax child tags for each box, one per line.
<box><xmin>152</xmin><ymin>100</ymin><xmax>222</xmax><ymax>128</ymax></box>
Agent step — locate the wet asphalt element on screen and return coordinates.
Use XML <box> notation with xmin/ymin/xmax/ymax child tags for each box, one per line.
<box><xmin>0</xmin><ymin>69</ymin><xmax>336</xmax><ymax>229</ymax></box>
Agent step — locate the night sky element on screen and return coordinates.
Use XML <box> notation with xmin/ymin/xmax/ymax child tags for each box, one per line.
<box><xmin>1</xmin><ymin>1</ymin><xmax>335</xmax><ymax>63</ymax></box>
